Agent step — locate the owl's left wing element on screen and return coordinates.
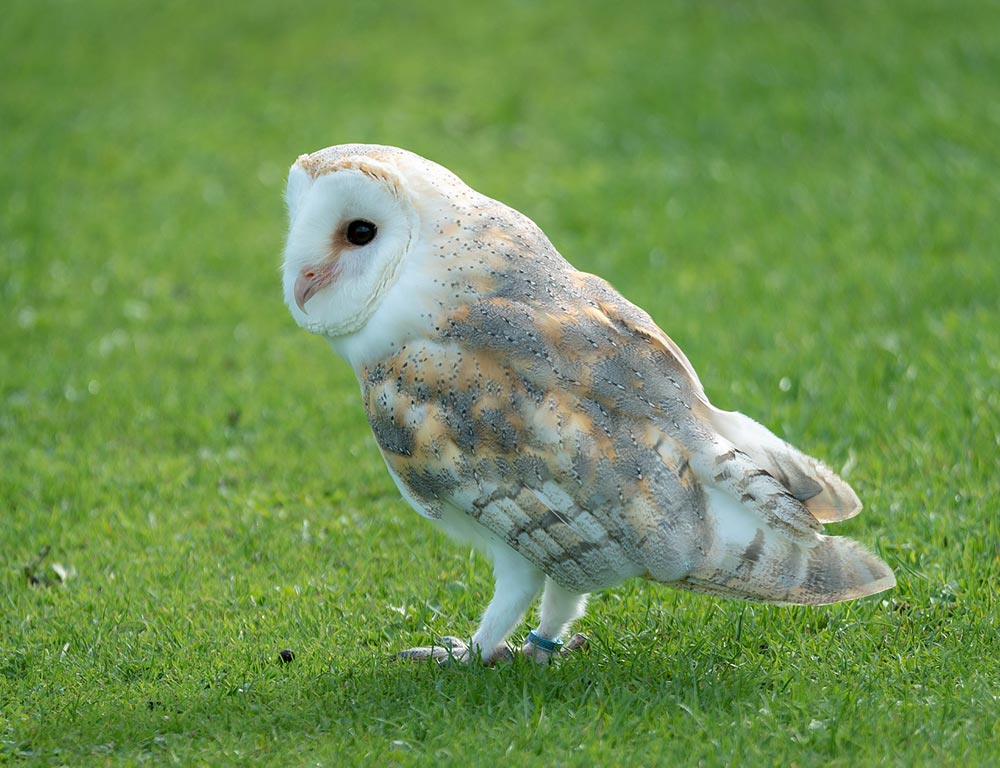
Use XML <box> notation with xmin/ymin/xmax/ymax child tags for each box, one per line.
<box><xmin>446</xmin><ymin>467</ymin><xmax>649</xmax><ymax>593</ymax></box>
<box><xmin>361</xmin><ymin>321</ymin><xmax>707</xmax><ymax>592</ymax></box>
<box><xmin>363</xmin><ymin>294</ymin><xmax>745</xmax><ymax>593</ymax></box>
<box><xmin>560</xmin><ymin>271</ymin><xmax>861</xmax><ymax>525</ymax></box>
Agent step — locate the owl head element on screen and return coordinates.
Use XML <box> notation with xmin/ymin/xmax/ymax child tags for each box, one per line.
<box><xmin>281</xmin><ymin>144</ymin><xmax>471</xmax><ymax>338</ymax></box>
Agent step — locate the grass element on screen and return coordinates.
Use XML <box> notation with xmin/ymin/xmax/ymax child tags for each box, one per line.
<box><xmin>2</xmin><ymin>0</ymin><xmax>999</xmax><ymax>764</ymax></box>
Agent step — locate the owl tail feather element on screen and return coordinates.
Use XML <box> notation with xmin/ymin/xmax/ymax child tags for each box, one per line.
<box><xmin>674</xmin><ymin>489</ymin><xmax>896</xmax><ymax>606</ymax></box>
<box><xmin>707</xmin><ymin>407</ymin><xmax>862</xmax><ymax>524</ymax></box>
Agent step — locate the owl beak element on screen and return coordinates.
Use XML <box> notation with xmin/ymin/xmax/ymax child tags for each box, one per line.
<box><xmin>293</xmin><ymin>262</ymin><xmax>336</xmax><ymax>314</ymax></box>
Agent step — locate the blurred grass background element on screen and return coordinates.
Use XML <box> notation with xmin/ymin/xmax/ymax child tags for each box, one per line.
<box><xmin>2</xmin><ymin>0</ymin><xmax>999</xmax><ymax>765</ymax></box>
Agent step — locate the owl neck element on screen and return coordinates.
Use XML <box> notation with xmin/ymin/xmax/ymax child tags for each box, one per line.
<box><xmin>326</xmin><ymin>285</ymin><xmax>436</xmax><ymax>372</ymax></box>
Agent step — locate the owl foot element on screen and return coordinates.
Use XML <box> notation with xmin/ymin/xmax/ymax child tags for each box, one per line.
<box><xmin>394</xmin><ymin>632</ymin><xmax>589</xmax><ymax>665</ymax></box>
<box><xmin>394</xmin><ymin>636</ymin><xmax>514</xmax><ymax>665</ymax></box>
<box><xmin>519</xmin><ymin>632</ymin><xmax>590</xmax><ymax>664</ymax></box>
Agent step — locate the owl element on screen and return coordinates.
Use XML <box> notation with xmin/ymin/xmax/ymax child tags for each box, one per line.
<box><xmin>280</xmin><ymin>144</ymin><xmax>895</xmax><ymax>664</ymax></box>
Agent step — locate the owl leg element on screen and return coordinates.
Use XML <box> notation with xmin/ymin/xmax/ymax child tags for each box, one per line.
<box><xmin>467</xmin><ymin>548</ymin><xmax>545</xmax><ymax>663</ymax></box>
<box><xmin>396</xmin><ymin>546</ymin><xmax>543</xmax><ymax>665</ymax></box>
<box><xmin>520</xmin><ymin>578</ymin><xmax>589</xmax><ymax>664</ymax></box>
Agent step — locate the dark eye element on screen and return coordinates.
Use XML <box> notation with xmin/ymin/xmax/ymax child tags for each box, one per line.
<box><xmin>345</xmin><ymin>219</ymin><xmax>377</xmax><ymax>246</ymax></box>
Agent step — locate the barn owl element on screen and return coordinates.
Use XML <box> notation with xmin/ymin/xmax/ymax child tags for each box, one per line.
<box><xmin>281</xmin><ymin>144</ymin><xmax>895</xmax><ymax>664</ymax></box>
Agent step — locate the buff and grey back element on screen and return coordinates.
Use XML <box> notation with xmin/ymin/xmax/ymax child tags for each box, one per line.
<box><xmin>285</xmin><ymin>143</ymin><xmax>896</xmax><ymax>606</ymax></box>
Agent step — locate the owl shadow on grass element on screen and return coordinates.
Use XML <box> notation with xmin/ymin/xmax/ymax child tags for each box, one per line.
<box><xmin>306</xmin><ymin>599</ymin><xmax>870</xmax><ymax>732</ymax></box>
<box><xmin>40</xmin><ymin>602</ymin><xmax>882</xmax><ymax>762</ymax></box>
<box><xmin>301</xmin><ymin>626</ymin><xmax>785</xmax><ymax>746</ymax></box>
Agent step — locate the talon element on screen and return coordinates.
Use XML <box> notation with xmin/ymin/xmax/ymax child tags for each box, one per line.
<box><xmin>435</xmin><ymin>636</ymin><xmax>466</xmax><ymax>651</ymax></box>
<box><xmin>435</xmin><ymin>636</ymin><xmax>470</xmax><ymax>663</ymax></box>
<box><xmin>393</xmin><ymin>646</ymin><xmax>444</xmax><ymax>662</ymax></box>
<box><xmin>394</xmin><ymin>636</ymin><xmax>472</xmax><ymax>664</ymax></box>
<box><xmin>561</xmin><ymin>633</ymin><xmax>589</xmax><ymax>654</ymax></box>
<box><xmin>490</xmin><ymin>645</ymin><xmax>515</xmax><ymax>664</ymax></box>
<box><xmin>394</xmin><ymin>637</ymin><xmax>516</xmax><ymax>666</ymax></box>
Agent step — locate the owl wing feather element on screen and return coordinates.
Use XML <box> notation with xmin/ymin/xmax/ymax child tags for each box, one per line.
<box><xmin>535</xmin><ymin>278</ymin><xmax>892</xmax><ymax>602</ymax></box>
<box><xmin>364</xmin><ymin>273</ymin><xmax>878</xmax><ymax>596</ymax></box>
<box><xmin>577</xmin><ymin>272</ymin><xmax>861</xmax><ymax>524</ymax></box>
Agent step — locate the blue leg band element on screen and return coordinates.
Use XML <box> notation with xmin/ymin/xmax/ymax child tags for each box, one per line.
<box><xmin>526</xmin><ymin>630</ymin><xmax>563</xmax><ymax>653</ymax></box>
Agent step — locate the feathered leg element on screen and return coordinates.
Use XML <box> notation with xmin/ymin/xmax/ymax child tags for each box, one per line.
<box><xmin>397</xmin><ymin>546</ymin><xmax>544</xmax><ymax>664</ymax></box>
<box><xmin>520</xmin><ymin>577</ymin><xmax>589</xmax><ymax>663</ymax></box>
<box><xmin>468</xmin><ymin>549</ymin><xmax>545</xmax><ymax>661</ymax></box>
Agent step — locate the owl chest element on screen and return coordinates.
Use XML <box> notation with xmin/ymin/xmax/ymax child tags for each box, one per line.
<box><xmin>360</xmin><ymin>343</ymin><xmax>528</xmax><ymax>460</ymax></box>
<box><xmin>358</xmin><ymin>359</ymin><xmax>483</xmax><ymax>507</ymax></box>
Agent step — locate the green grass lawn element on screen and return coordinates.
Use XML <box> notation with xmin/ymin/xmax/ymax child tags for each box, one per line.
<box><xmin>3</xmin><ymin>0</ymin><xmax>999</xmax><ymax>764</ymax></box>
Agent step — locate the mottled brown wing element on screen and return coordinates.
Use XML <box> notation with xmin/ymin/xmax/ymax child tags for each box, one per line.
<box><xmin>360</xmin><ymin>276</ymin><xmax>895</xmax><ymax>603</ymax></box>
<box><xmin>359</xmin><ymin>273</ymin><xmax>803</xmax><ymax>593</ymax></box>
<box><xmin>565</xmin><ymin>272</ymin><xmax>858</xmax><ymax>529</ymax></box>
<box><xmin>361</xmin><ymin>321</ymin><xmax>715</xmax><ymax>592</ymax></box>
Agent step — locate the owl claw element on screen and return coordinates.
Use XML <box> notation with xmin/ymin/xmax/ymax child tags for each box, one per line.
<box><xmin>393</xmin><ymin>636</ymin><xmax>515</xmax><ymax>665</ymax></box>
<box><xmin>434</xmin><ymin>636</ymin><xmax>471</xmax><ymax>663</ymax></box>
<box><xmin>562</xmin><ymin>632</ymin><xmax>590</xmax><ymax>653</ymax></box>
<box><xmin>394</xmin><ymin>633</ymin><xmax>589</xmax><ymax>666</ymax></box>
<box><xmin>393</xmin><ymin>636</ymin><xmax>467</xmax><ymax>663</ymax></box>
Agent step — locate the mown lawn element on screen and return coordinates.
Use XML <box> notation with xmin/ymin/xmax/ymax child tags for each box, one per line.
<box><xmin>2</xmin><ymin>1</ymin><xmax>998</xmax><ymax>765</ymax></box>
